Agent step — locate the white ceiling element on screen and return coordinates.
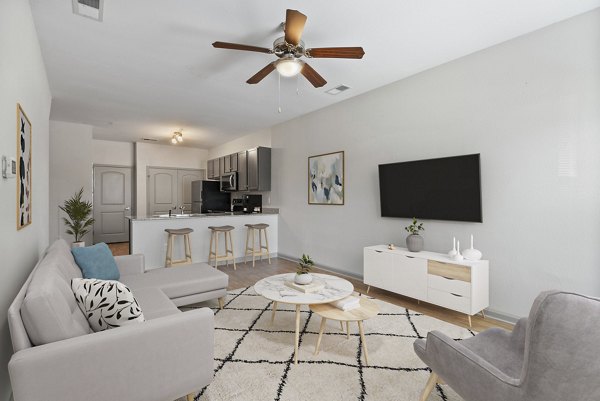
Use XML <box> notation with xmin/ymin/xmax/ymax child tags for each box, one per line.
<box><xmin>31</xmin><ymin>0</ymin><xmax>600</xmax><ymax>148</ymax></box>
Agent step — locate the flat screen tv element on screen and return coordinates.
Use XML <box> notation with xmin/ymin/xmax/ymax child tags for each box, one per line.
<box><xmin>378</xmin><ymin>154</ymin><xmax>482</xmax><ymax>222</ymax></box>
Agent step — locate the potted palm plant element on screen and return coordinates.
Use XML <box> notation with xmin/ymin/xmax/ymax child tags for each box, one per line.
<box><xmin>404</xmin><ymin>217</ymin><xmax>425</xmax><ymax>252</ymax></box>
<box><xmin>59</xmin><ymin>188</ymin><xmax>94</xmax><ymax>248</ymax></box>
<box><xmin>295</xmin><ymin>254</ymin><xmax>314</xmax><ymax>285</ymax></box>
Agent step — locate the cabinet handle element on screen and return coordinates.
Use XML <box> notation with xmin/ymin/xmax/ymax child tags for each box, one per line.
<box><xmin>450</xmin><ymin>293</ymin><xmax>462</xmax><ymax>297</ymax></box>
<box><xmin>374</xmin><ymin>250</ymin><xmax>383</xmax><ymax>253</ymax></box>
<box><xmin>405</xmin><ymin>256</ymin><xmax>415</xmax><ymax>259</ymax></box>
<box><xmin>442</xmin><ymin>276</ymin><xmax>455</xmax><ymax>281</ymax></box>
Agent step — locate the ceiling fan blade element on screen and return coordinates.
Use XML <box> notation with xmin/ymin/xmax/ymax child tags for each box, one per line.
<box><xmin>212</xmin><ymin>41</ymin><xmax>272</xmax><ymax>54</ymax></box>
<box><xmin>247</xmin><ymin>62</ymin><xmax>276</xmax><ymax>84</ymax></box>
<box><xmin>306</xmin><ymin>47</ymin><xmax>365</xmax><ymax>59</ymax></box>
<box><xmin>300</xmin><ymin>62</ymin><xmax>327</xmax><ymax>88</ymax></box>
<box><xmin>284</xmin><ymin>9</ymin><xmax>307</xmax><ymax>46</ymax></box>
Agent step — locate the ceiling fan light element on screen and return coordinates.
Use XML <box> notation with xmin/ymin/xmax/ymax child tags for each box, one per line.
<box><xmin>171</xmin><ymin>136</ymin><xmax>178</xmax><ymax>144</ymax></box>
<box><xmin>176</xmin><ymin>132</ymin><xmax>183</xmax><ymax>142</ymax></box>
<box><xmin>275</xmin><ymin>57</ymin><xmax>302</xmax><ymax>77</ymax></box>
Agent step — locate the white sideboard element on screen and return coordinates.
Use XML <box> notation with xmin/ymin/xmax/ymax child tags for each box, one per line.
<box><xmin>363</xmin><ymin>245</ymin><xmax>489</xmax><ymax>326</ymax></box>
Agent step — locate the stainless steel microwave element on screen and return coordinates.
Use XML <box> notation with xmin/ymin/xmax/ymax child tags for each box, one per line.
<box><xmin>219</xmin><ymin>172</ymin><xmax>237</xmax><ymax>192</ymax></box>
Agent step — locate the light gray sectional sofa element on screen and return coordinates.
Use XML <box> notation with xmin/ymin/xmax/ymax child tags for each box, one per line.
<box><xmin>7</xmin><ymin>239</ymin><xmax>228</xmax><ymax>401</ymax></box>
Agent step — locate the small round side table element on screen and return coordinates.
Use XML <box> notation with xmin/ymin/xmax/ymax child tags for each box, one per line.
<box><xmin>310</xmin><ymin>297</ymin><xmax>379</xmax><ymax>365</ymax></box>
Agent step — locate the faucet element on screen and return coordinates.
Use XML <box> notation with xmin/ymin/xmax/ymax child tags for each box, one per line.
<box><xmin>179</xmin><ymin>205</ymin><xmax>185</xmax><ymax>214</ymax></box>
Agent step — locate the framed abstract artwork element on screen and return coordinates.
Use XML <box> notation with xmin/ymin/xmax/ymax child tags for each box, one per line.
<box><xmin>308</xmin><ymin>151</ymin><xmax>344</xmax><ymax>205</ymax></box>
<box><xmin>17</xmin><ymin>103</ymin><xmax>32</xmax><ymax>229</ymax></box>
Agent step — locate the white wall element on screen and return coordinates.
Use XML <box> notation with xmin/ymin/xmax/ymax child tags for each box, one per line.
<box><xmin>271</xmin><ymin>9</ymin><xmax>600</xmax><ymax>319</ymax></box>
<box><xmin>0</xmin><ymin>0</ymin><xmax>52</xmax><ymax>399</ymax></box>
<box><xmin>208</xmin><ymin>129</ymin><xmax>272</xmax><ymax>159</ymax></box>
<box><xmin>135</xmin><ymin>142</ymin><xmax>208</xmax><ymax>216</ymax></box>
<box><xmin>49</xmin><ymin>121</ymin><xmax>93</xmax><ymax>244</ymax></box>
<box><xmin>92</xmin><ymin>139</ymin><xmax>134</xmax><ymax>166</ymax></box>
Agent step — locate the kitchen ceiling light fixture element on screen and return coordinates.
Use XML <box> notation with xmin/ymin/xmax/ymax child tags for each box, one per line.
<box><xmin>171</xmin><ymin>131</ymin><xmax>183</xmax><ymax>144</ymax></box>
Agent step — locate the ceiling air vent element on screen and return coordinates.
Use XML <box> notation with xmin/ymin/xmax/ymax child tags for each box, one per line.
<box><xmin>325</xmin><ymin>85</ymin><xmax>351</xmax><ymax>95</ymax></box>
<box><xmin>142</xmin><ymin>138</ymin><xmax>158</xmax><ymax>142</ymax></box>
<box><xmin>72</xmin><ymin>0</ymin><xmax>104</xmax><ymax>22</ymax></box>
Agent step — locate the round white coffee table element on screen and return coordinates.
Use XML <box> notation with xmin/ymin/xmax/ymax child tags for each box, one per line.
<box><xmin>254</xmin><ymin>273</ymin><xmax>354</xmax><ymax>364</ymax></box>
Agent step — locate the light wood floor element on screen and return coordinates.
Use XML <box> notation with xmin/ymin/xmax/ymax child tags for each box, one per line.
<box><xmin>108</xmin><ymin>242</ymin><xmax>512</xmax><ymax>332</ymax></box>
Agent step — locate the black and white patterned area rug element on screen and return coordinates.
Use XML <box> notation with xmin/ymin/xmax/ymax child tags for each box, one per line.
<box><xmin>181</xmin><ymin>287</ymin><xmax>474</xmax><ymax>401</ymax></box>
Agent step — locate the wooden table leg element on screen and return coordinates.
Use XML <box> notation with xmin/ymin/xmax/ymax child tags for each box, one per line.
<box><xmin>346</xmin><ymin>321</ymin><xmax>350</xmax><ymax>339</ymax></box>
<box><xmin>294</xmin><ymin>304</ymin><xmax>301</xmax><ymax>365</ymax></box>
<box><xmin>315</xmin><ymin>317</ymin><xmax>327</xmax><ymax>355</ymax></box>
<box><xmin>339</xmin><ymin>321</ymin><xmax>344</xmax><ymax>331</ymax></box>
<box><xmin>271</xmin><ymin>301</ymin><xmax>278</xmax><ymax>323</ymax></box>
<box><xmin>358</xmin><ymin>320</ymin><xmax>369</xmax><ymax>365</ymax></box>
<box><xmin>420</xmin><ymin>372</ymin><xmax>439</xmax><ymax>401</ymax></box>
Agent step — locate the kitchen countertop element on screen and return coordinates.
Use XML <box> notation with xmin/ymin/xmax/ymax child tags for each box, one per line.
<box><xmin>127</xmin><ymin>209</ymin><xmax>278</xmax><ymax>221</ymax></box>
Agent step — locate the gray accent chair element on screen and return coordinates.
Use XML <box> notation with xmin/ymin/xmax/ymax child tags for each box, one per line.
<box><xmin>8</xmin><ymin>239</ymin><xmax>227</xmax><ymax>401</ymax></box>
<box><xmin>414</xmin><ymin>290</ymin><xmax>600</xmax><ymax>401</ymax></box>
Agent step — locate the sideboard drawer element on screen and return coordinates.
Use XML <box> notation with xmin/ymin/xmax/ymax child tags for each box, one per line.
<box><xmin>428</xmin><ymin>274</ymin><xmax>471</xmax><ymax>297</ymax></box>
<box><xmin>427</xmin><ymin>260</ymin><xmax>471</xmax><ymax>282</ymax></box>
<box><xmin>428</xmin><ymin>288</ymin><xmax>471</xmax><ymax>314</ymax></box>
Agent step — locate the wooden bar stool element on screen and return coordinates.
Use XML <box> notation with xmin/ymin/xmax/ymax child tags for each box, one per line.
<box><xmin>164</xmin><ymin>228</ymin><xmax>193</xmax><ymax>267</ymax></box>
<box><xmin>208</xmin><ymin>225</ymin><xmax>236</xmax><ymax>270</ymax></box>
<box><xmin>244</xmin><ymin>223</ymin><xmax>271</xmax><ymax>267</ymax></box>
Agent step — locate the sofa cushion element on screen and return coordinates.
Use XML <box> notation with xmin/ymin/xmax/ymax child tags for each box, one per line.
<box><xmin>132</xmin><ymin>287</ymin><xmax>181</xmax><ymax>320</ymax></box>
<box><xmin>21</xmin><ymin>250</ymin><xmax>91</xmax><ymax>346</ymax></box>
<box><xmin>120</xmin><ymin>262</ymin><xmax>228</xmax><ymax>300</ymax></box>
<box><xmin>72</xmin><ymin>278</ymin><xmax>145</xmax><ymax>332</ymax></box>
<box><xmin>71</xmin><ymin>243</ymin><xmax>120</xmax><ymax>280</ymax></box>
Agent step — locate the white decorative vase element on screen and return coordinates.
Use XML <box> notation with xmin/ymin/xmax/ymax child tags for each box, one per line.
<box><xmin>71</xmin><ymin>241</ymin><xmax>85</xmax><ymax>248</ymax></box>
<box><xmin>294</xmin><ymin>273</ymin><xmax>313</xmax><ymax>285</ymax></box>
<box><xmin>462</xmin><ymin>235</ymin><xmax>482</xmax><ymax>261</ymax></box>
<box><xmin>453</xmin><ymin>240</ymin><xmax>464</xmax><ymax>261</ymax></box>
<box><xmin>448</xmin><ymin>237</ymin><xmax>457</xmax><ymax>257</ymax></box>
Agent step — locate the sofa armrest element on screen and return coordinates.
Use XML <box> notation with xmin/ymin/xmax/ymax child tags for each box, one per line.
<box><xmin>9</xmin><ymin>308</ymin><xmax>214</xmax><ymax>401</ymax></box>
<box><xmin>114</xmin><ymin>253</ymin><xmax>145</xmax><ymax>276</ymax></box>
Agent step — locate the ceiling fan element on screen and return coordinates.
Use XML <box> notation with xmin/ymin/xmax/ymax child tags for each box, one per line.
<box><xmin>212</xmin><ymin>9</ymin><xmax>365</xmax><ymax>88</ymax></box>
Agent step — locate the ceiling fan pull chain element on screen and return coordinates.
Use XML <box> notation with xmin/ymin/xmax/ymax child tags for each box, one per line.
<box><xmin>296</xmin><ymin>74</ymin><xmax>301</xmax><ymax>96</ymax></box>
<box><xmin>278</xmin><ymin>73</ymin><xmax>282</xmax><ymax>113</ymax></box>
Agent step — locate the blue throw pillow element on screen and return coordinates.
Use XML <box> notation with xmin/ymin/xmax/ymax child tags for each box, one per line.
<box><xmin>71</xmin><ymin>243</ymin><xmax>120</xmax><ymax>280</ymax></box>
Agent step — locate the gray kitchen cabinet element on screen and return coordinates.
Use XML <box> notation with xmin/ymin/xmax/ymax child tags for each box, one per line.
<box><xmin>207</xmin><ymin>159</ymin><xmax>215</xmax><ymax>179</ymax></box>
<box><xmin>219</xmin><ymin>157</ymin><xmax>225</xmax><ymax>177</ymax></box>
<box><xmin>224</xmin><ymin>155</ymin><xmax>230</xmax><ymax>173</ymax></box>
<box><xmin>247</xmin><ymin>147</ymin><xmax>271</xmax><ymax>191</ymax></box>
<box><xmin>237</xmin><ymin>151</ymin><xmax>248</xmax><ymax>191</ymax></box>
<box><xmin>230</xmin><ymin>153</ymin><xmax>238</xmax><ymax>172</ymax></box>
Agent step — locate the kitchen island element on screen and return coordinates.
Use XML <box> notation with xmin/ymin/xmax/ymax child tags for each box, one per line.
<box><xmin>128</xmin><ymin>212</ymin><xmax>278</xmax><ymax>269</ymax></box>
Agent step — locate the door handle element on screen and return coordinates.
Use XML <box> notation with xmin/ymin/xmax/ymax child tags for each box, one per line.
<box><xmin>229</xmin><ymin>175</ymin><xmax>233</xmax><ymax>187</ymax></box>
<box><xmin>124</xmin><ymin>207</ymin><xmax>131</xmax><ymax>211</ymax></box>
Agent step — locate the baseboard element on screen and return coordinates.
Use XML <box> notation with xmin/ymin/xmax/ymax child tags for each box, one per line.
<box><xmin>278</xmin><ymin>253</ymin><xmax>521</xmax><ymax>324</ymax></box>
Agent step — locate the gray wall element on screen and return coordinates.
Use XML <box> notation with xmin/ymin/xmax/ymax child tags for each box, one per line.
<box><xmin>49</xmin><ymin>121</ymin><xmax>94</xmax><ymax>244</ymax></box>
<box><xmin>0</xmin><ymin>0</ymin><xmax>52</xmax><ymax>399</ymax></box>
<box><xmin>271</xmin><ymin>9</ymin><xmax>600</xmax><ymax>318</ymax></box>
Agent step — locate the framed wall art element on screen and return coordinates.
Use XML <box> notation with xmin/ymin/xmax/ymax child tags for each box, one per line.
<box><xmin>308</xmin><ymin>150</ymin><xmax>344</xmax><ymax>205</ymax></box>
<box><xmin>17</xmin><ymin>103</ymin><xmax>32</xmax><ymax>229</ymax></box>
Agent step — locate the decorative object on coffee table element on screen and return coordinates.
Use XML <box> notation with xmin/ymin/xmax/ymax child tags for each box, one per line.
<box><xmin>59</xmin><ymin>188</ymin><xmax>94</xmax><ymax>247</ymax></box>
<box><xmin>405</xmin><ymin>217</ymin><xmax>424</xmax><ymax>252</ymax></box>
<box><xmin>308</xmin><ymin>151</ymin><xmax>344</xmax><ymax>205</ymax></box>
<box><xmin>295</xmin><ymin>253</ymin><xmax>314</xmax><ymax>285</ymax></box>
<box><xmin>462</xmin><ymin>234</ymin><xmax>483</xmax><ymax>260</ymax></box>
<box><xmin>448</xmin><ymin>236</ymin><xmax>458</xmax><ymax>257</ymax></box>
<box><xmin>16</xmin><ymin>103</ymin><xmax>32</xmax><ymax>229</ymax></box>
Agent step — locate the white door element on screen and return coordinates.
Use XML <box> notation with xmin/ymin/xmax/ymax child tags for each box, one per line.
<box><xmin>177</xmin><ymin>169</ymin><xmax>205</xmax><ymax>213</ymax></box>
<box><xmin>93</xmin><ymin>166</ymin><xmax>132</xmax><ymax>244</ymax></box>
<box><xmin>147</xmin><ymin>168</ymin><xmax>177</xmax><ymax>216</ymax></box>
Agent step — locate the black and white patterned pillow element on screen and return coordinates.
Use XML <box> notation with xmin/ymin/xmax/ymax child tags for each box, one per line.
<box><xmin>71</xmin><ymin>278</ymin><xmax>145</xmax><ymax>332</ymax></box>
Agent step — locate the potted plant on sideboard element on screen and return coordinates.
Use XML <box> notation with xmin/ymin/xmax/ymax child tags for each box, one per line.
<box><xmin>59</xmin><ymin>188</ymin><xmax>94</xmax><ymax>248</ymax></box>
<box><xmin>295</xmin><ymin>254</ymin><xmax>314</xmax><ymax>285</ymax></box>
<box><xmin>404</xmin><ymin>217</ymin><xmax>425</xmax><ymax>252</ymax></box>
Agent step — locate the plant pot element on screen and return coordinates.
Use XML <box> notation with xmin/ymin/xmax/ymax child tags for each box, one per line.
<box><xmin>294</xmin><ymin>273</ymin><xmax>313</xmax><ymax>285</ymax></box>
<box><xmin>71</xmin><ymin>241</ymin><xmax>85</xmax><ymax>248</ymax></box>
<box><xmin>406</xmin><ymin>234</ymin><xmax>423</xmax><ymax>252</ymax></box>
